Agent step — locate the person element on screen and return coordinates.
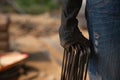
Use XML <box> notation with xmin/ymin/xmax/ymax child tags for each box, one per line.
<box><xmin>59</xmin><ymin>0</ymin><xmax>120</xmax><ymax>80</ymax></box>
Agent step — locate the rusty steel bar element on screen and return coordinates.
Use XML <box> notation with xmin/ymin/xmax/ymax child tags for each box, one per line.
<box><xmin>61</xmin><ymin>44</ymin><xmax>91</xmax><ymax>80</ymax></box>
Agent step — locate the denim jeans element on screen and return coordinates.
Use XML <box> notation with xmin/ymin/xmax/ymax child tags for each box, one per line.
<box><xmin>86</xmin><ymin>0</ymin><xmax>120</xmax><ymax>80</ymax></box>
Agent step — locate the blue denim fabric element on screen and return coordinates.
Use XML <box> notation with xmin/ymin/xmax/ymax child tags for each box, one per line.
<box><xmin>86</xmin><ymin>0</ymin><xmax>120</xmax><ymax>80</ymax></box>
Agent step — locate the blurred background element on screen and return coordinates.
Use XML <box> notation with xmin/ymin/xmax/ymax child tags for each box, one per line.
<box><xmin>0</xmin><ymin>0</ymin><xmax>88</xmax><ymax>80</ymax></box>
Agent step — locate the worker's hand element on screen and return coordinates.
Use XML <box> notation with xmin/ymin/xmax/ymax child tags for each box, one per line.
<box><xmin>59</xmin><ymin>26</ymin><xmax>91</xmax><ymax>49</ymax></box>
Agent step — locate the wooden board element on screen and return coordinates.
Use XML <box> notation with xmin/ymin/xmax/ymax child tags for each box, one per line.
<box><xmin>0</xmin><ymin>32</ymin><xmax>8</xmax><ymax>41</ymax></box>
<box><xmin>0</xmin><ymin>42</ymin><xmax>9</xmax><ymax>51</ymax></box>
<box><xmin>0</xmin><ymin>52</ymin><xmax>29</xmax><ymax>72</ymax></box>
<box><xmin>0</xmin><ymin>15</ymin><xmax>10</xmax><ymax>32</ymax></box>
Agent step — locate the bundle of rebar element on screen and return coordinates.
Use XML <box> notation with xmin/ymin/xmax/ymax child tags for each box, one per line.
<box><xmin>61</xmin><ymin>44</ymin><xmax>90</xmax><ymax>80</ymax></box>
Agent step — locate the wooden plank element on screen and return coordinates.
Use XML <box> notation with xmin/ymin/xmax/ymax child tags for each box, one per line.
<box><xmin>0</xmin><ymin>25</ymin><xmax>8</xmax><ymax>32</ymax></box>
<box><xmin>0</xmin><ymin>42</ymin><xmax>9</xmax><ymax>51</ymax></box>
<box><xmin>0</xmin><ymin>52</ymin><xmax>29</xmax><ymax>72</ymax></box>
<box><xmin>0</xmin><ymin>32</ymin><xmax>8</xmax><ymax>41</ymax></box>
<box><xmin>0</xmin><ymin>16</ymin><xmax>10</xmax><ymax>32</ymax></box>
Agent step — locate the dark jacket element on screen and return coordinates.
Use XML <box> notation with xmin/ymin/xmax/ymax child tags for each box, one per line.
<box><xmin>59</xmin><ymin>0</ymin><xmax>91</xmax><ymax>48</ymax></box>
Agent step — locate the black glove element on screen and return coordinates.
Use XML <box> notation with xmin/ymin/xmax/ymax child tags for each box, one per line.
<box><xmin>59</xmin><ymin>23</ymin><xmax>91</xmax><ymax>48</ymax></box>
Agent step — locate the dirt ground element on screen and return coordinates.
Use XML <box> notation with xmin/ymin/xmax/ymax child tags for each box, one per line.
<box><xmin>0</xmin><ymin>13</ymin><xmax>89</xmax><ymax>80</ymax></box>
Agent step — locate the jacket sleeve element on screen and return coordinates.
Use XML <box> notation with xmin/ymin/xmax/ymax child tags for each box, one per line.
<box><xmin>59</xmin><ymin>0</ymin><xmax>83</xmax><ymax>48</ymax></box>
<box><xmin>61</xmin><ymin>0</ymin><xmax>83</xmax><ymax>30</ymax></box>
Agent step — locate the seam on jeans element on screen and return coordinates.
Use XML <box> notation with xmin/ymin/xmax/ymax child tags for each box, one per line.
<box><xmin>89</xmin><ymin>0</ymin><xmax>110</xmax><ymax>8</ymax></box>
<box><xmin>92</xmin><ymin>20</ymin><xmax>118</xmax><ymax>25</ymax></box>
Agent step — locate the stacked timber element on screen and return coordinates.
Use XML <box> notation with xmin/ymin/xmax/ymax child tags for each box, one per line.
<box><xmin>0</xmin><ymin>17</ymin><xmax>10</xmax><ymax>52</ymax></box>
